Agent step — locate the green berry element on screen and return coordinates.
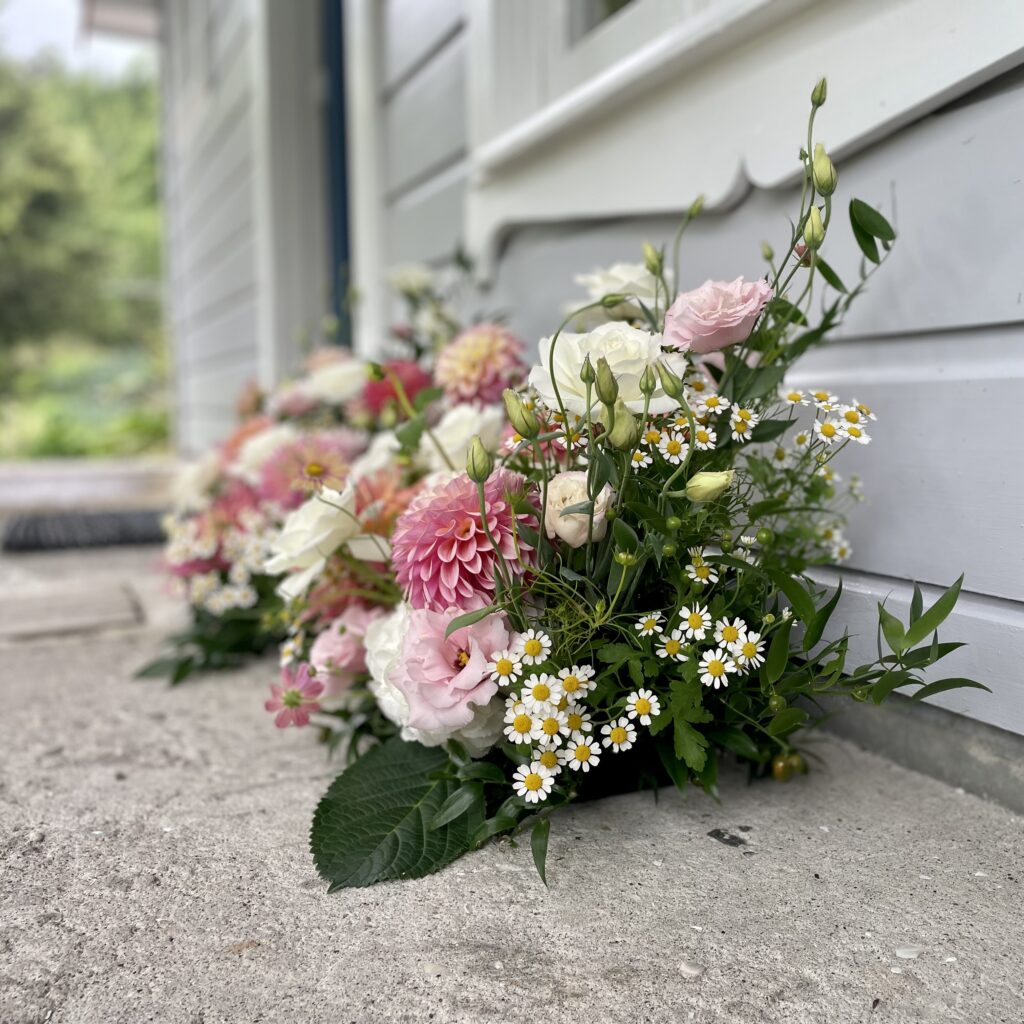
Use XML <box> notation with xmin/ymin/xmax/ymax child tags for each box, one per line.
<box><xmin>786</xmin><ymin>752</ymin><xmax>808</xmax><ymax>775</ymax></box>
<box><xmin>755</xmin><ymin>527</ymin><xmax>773</xmax><ymax>546</ymax></box>
<box><xmin>771</xmin><ymin>755</ymin><xmax>793</xmax><ymax>782</ymax></box>
<box><xmin>665</xmin><ymin>516</ymin><xmax>682</xmax><ymax>532</ymax></box>
<box><xmin>662</xmin><ymin>542</ymin><xmax>677</xmax><ymax>557</ymax></box>
<box><xmin>768</xmin><ymin>694</ymin><xmax>787</xmax><ymax>714</ymax></box>
<box><xmin>851</xmin><ymin>685</ymin><xmax>870</xmax><ymax>702</ymax></box>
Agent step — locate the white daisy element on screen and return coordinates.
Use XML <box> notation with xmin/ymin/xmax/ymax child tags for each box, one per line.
<box><xmin>533</xmin><ymin>745</ymin><xmax>562</xmax><ymax>775</ymax></box>
<box><xmin>714</xmin><ymin>616</ymin><xmax>747</xmax><ymax>647</ymax></box>
<box><xmin>516</xmin><ymin>628</ymin><xmax>552</xmax><ymax>665</ymax></box>
<box><xmin>769</xmin><ymin>445</ymin><xmax>791</xmax><ymax>467</ymax></box>
<box><xmin>532</xmin><ymin>702</ymin><xmax>571</xmax><ymax>746</ymax></box>
<box><xmin>634</xmin><ymin>612</ymin><xmax>664</xmax><ymax>636</ymax></box>
<box><xmin>684</xmin><ymin>373</ymin><xmax>710</xmax><ymax>395</ymax></box>
<box><xmin>839</xmin><ymin>422</ymin><xmax>871</xmax><ymax>445</ymax></box>
<box><xmin>729</xmin><ymin>410</ymin><xmax>760</xmax><ymax>442</ymax></box>
<box><xmin>640</xmin><ymin>423</ymin><xmax>664</xmax><ymax>448</ymax></box>
<box><xmin>658</xmin><ymin>431</ymin><xmax>688</xmax><ymax>465</ymax></box>
<box><xmin>561</xmin><ymin>732</ymin><xmax>601</xmax><ymax>772</ymax></box>
<box><xmin>809</xmin><ymin>389</ymin><xmax>839</xmax><ymax>409</ymax></box>
<box><xmin>679</xmin><ymin>603</ymin><xmax>712</xmax><ymax>640</ymax></box>
<box><xmin>521</xmin><ymin>673</ymin><xmax>562</xmax><ymax>711</ymax></box>
<box><xmin>601</xmin><ymin>717</ymin><xmax>637</xmax><ymax>753</ymax></box>
<box><xmin>626</xmin><ymin>688</ymin><xmax>661</xmax><ymax>726</ymax></box>
<box><xmin>487</xmin><ymin>648</ymin><xmax>523</xmax><ymax>685</ymax></box>
<box><xmin>698</xmin><ymin>647</ymin><xmax>736</xmax><ymax>690</ymax></box>
<box><xmin>557</xmin><ymin>664</ymin><xmax>596</xmax><ymax>700</ymax></box>
<box><xmin>564</xmin><ymin>705</ymin><xmax>593</xmax><ymax>734</ymax></box>
<box><xmin>503</xmin><ymin>706</ymin><xmax>536</xmax><ymax>745</ymax></box>
<box><xmin>792</xmin><ymin>428</ymin><xmax>813</xmax><ymax>449</ymax></box>
<box><xmin>630</xmin><ymin>449</ymin><xmax>653</xmax><ymax>472</ymax></box>
<box><xmin>817</xmin><ymin>464</ymin><xmax>842</xmax><ymax>483</ymax></box>
<box><xmin>814</xmin><ymin>419</ymin><xmax>842</xmax><ymax>445</ymax></box>
<box><xmin>685</xmin><ymin>551</ymin><xmax>719</xmax><ymax>587</ymax></box>
<box><xmin>780</xmin><ymin>387</ymin><xmax>809</xmax><ymax>406</ymax></box>
<box><xmin>850</xmin><ymin>397</ymin><xmax>877</xmax><ymax>421</ymax></box>
<box><xmin>730</xmin><ymin>631</ymin><xmax>765</xmax><ymax>669</ymax></box>
<box><xmin>655</xmin><ymin>628</ymin><xmax>687</xmax><ymax>661</ymax></box>
<box><xmin>697</xmin><ymin>392</ymin><xmax>731</xmax><ymax>417</ymax></box>
<box><xmin>831</xmin><ymin>539</ymin><xmax>853</xmax><ymax>562</ymax></box>
<box><xmin>512</xmin><ymin>761</ymin><xmax>555</xmax><ymax>803</ymax></box>
<box><xmin>691</xmin><ymin>423</ymin><xmax>717</xmax><ymax>451</ymax></box>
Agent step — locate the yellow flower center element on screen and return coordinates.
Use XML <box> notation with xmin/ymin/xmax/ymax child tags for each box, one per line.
<box><xmin>821</xmin><ymin>422</ymin><xmax>837</xmax><ymax>438</ymax></box>
<box><xmin>495</xmin><ymin>658</ymin><xmax>513</xmax><ymax>677</ymax></box>
<box><xmin>542</xmin><ymin>717</ymin><xmax>560</xmax><ymax>736</ymax></box>
<box><xmin>642</xmin><ymin>618</ymin><xmax>657</xmax><ymax>631</ymax></box>
<box><xmin>513</xmin><ymin>714</ymin><xmax>533</xmax><ymax>734</ymax></box>
<box><xmin>796</xmin><ymin>433</ymin><xmax>809</xmax><ymax>445</ymax></box>
<box><xmin>455</xmin><ymin>649</ymin><xmax>470</xmax><ymax>668</ymax></box>
<box><xmin>734</xmin><ymin>421</ymin><xmax>749</xmax><ymax>434</ymax></box>
<box><xmin>531</xmin><ymin>682</ymin><xmax>551</xmax><ymax>702</ymax></box>
<box><xmin>524</xmin><ymin>772</ymin><xmax>543</xmax><ymax>792</ymax></box>
<box><xmin>687</xmin><ymin>613</ymin><xmax>703</xmax><ymax>630</ymax></box>
<box><xmin>523</xmin><ymin>638</ymin><xmax>543</xmax><ymax>657</ymax></box>
<box><xmin>574</xmin><ymin>743</ymin><xmax>592</xmax><ymax>761</ymax></box>
<box><xmin>847</xmin><ymin>426</ymin><xmax>862</xmax><ymax>438</ymax></box>
<box><xmin>644</xmin><ymin>429</ymin><xmax>661</xmax><ymax>444</ymax></box>
<box><xmin>305</xmin><ymin>461</ymin><xmax>325</xmax><ymax>478</ymax></box>
<box><xmin>691</xmin><ymin>380</ymin><xmax>706</xmax><ymax>393</ymax></box>
<box><xmin>741</xmin><ymin>642</ymin><xmax>757</xmax><ymax>659</ymax></box>
<box><xmin>696</xmin><ymin>430</ymin><xmax>709</xmax><ymax>443</ymax></box>
<box><xmin>567</xmin><ymin>712</ymin><xmax>584</xmax><ymax>731</ymax></box>
<box><xmin>707</xmin><ymin>659</ymin><xmax>725</xmax><ymax>677</ymax></box>
<box><xmin>736</xmin><ymin>409</ymin><xmax>752</xmax><ymax>421</ymax></box>
<box><xmin>610</xmin><ymin>726</ymin><xmax>627</xmax><ymax>745</ymax></box>
<box><xmin>632</xmin><ymin>451</ymin><xmax>646</xmax><ymax>464</ymax></box>
<box><xmin>666</xmin><ymin>439</ymin><xmax>682</xmax><ymax>456</ymax></box>
<box><xmin>786</xmin><ymin>391</ymin><xmax>802</xmax><ymax>402</ymax></box>
<box><xmin>562</xmin><ymin>675</ymin><xmax>580</xmax><ymax>692</ymax></box>
<box><xmin>634</xmin><ymin>697</ymin><xmax>652</xmax><ymax>715</ymax></box>
<box><xmin>705</xmin><ymin>396</ymin><xmax>720</xmax><ymax>408</ymax></box>
<box><xmin>721</xmin><ymin>625</ymin><xmax>740</xmax><ymax>643</ymax></box>
<box><xmin>556</xmin><ymin>696</ymin><xmax>569</xmax><ymax>711</ymax></box>
<box><xmin>694</xmin><ymin>565</ymin><xmax>710</xmax><ymax>580</ymax></box>
<box><xmin>773</xmin><ymin>448</ymin><xmax>786</xmax><ymax>461</ymax></box>
<box><xmin>843</xmin><ymin>409</ymin><xmax>860</xmax><ymax>423</ymax></box>
<box><xmin>665</xmin><ymin>639</ymin><xmax>682</xmax><ymax>656</ymax></box>
<box><xmin>539</xmin><ymin>750</ymin><xmax>559</xmax><ymax>769</ymax></box>
<box><xmin>857</xmin><ymin>403</ymin><xmax>872</xmax><ymax>416</ymax></box>
<box><xmin>813</xmin><ymin>391</ymin><xmax>830</xmax><ymax>401</ymax></box>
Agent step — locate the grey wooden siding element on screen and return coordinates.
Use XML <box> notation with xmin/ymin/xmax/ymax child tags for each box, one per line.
<box><xmin>162</xmin><ymin>0</ymin><xmax>259</xmax><ymax>453</ymax></box>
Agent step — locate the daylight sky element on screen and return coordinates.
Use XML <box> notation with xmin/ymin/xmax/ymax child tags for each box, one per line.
<box><xmin>0</xmin><ymin>0</ymin><xmax>155</xmax><ymax>76</ymax></box>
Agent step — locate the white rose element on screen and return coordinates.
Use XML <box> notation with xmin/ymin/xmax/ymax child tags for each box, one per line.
<box><xmin>264</xmin><ymin>484</ymin><xmax>386</xmax><ymax>600</ymax></box>
<box><xmin>305</xmin><ymin>358</ymin><xmax>368</xmax><ymax>405</ymax></box>
<box><xmin>423</xmin><ymin>403</ymin><xmax>504</xmax><ymax>473</ymax></box>
<box><xmin>543</xmin><ymin>471</ymin><xmax>615</xmax><ymax>548</ymax></box>
<box><xmin>365</xmin><ymin>603</ymin><xmax>412</xmax><ymax>726</ymax></box>
<box><xmin>349</xmin><ymin>430</ymin><xmax>401</xmax><ymax>481</ymax></box>
<box><xmin>528</xmin><ymin>321</ymin><xmax>685</xmax><ymax>416</ymax></box>
<box><xmin>575</xmin><ymin>261</ymin><xmax>665</xmax><ymax>309</ymax></box>
<box><xmin>232</xmin><ymin>423</ymin><xmax>298</xmax><ymax>482</ymax></box>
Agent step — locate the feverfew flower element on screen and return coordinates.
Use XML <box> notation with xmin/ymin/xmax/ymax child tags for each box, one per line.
<box><xmin>504</xmin><ymin>706</ymin><xmax>537</xmax><ymax>745</ymax></box>
<box><xmin>696</xmin><ymin>392</ymin><xmax>731</xmax><ymax>417</ymax></box>
<box><xmin>679</xmin><ymin>604</ymin><xmax>712</xmax><ymax>640</ymax></box>
<box><xmin>534</xmin><ymin>745</ymin><xmax>562</xmax><ymax>774</ymax></box>
<box><xmin>641</xmin><ymin>423</ymin><xmax>664</xmax><ymax>448</ymax></box>
<box><xmin>780</xmin><ymin>387</ymin><xmax>809</xmax><ymax>406</ymax></box>
<box><xmin>656</xmin><ymin>629</ymin><xmax>687</xmax><ymax>662</ymax></box>
<box><xmin>792</xmin><ymin>428</ymin><xmax>813</xmax><ymax>449</ymax></box>
<box><xmin>264</xmin><ymin>664</ymin><xmax>324</xmax><ymax>728</ymax></box>
<box><xmin>692</xmin><ymin>423</ymin><xmax>717</xmax><ymax>451</ymax></box>
<box><xmin>488</xmin><ymin>649</ymin><xmax>523</xmax><ymax>685</ymax></box>
<box><xmin>729</xmin><ymin>409</ymin><xmax>760</xmax><ymax>442</ymax></box>
<box><xmin>850</xmin><ymin>398</ymin><xmax>877</xmax><ymax>421</ymax></box>
<box><xmin>630</xmin><ymin>449</ymin><xmax>653</xmax><ymax>472</ymax></box>
<box><xmin>699</xmin><ymin>647</ymin><xmax>736</xmax><ymax>689</ymax></box>
<box><xmin>810</xmin><ymin>389</ymin><xmax>839</xmax><ymax>409</ymax></box>
<box><xmin>557</xmin><ymin>664</ymin><xmax>596</xmax><ymax>699</ymax></box>
<box><xmin>714</xmin><ymin>617</ymin><xmax>747</xmax><ymax>647</ymax></box>
<box><xmin>521</xmin><ymin>673</ymin><xmax>562</xmax><ymax>710</ymax></box>
<box><xmin>731</xmin><ymin>632</ymin><xmax>766</xmax><ymax>669</ymax></box>
<box><xmin>532</xmin><ymin>702</ymin><xmax>571</xmax><ymax>746</ymax></box>
<box><xmin>626</xmin><ymin>689</ymin><xmax>661</xmax><ymax>726</ymax></box>
<box><xmin>512</xmin><ymin>761</ymin><xmax>555</xmax><ymax>803</ymax></box>
<box><xmin>839</xmin><ymin>421</ymin><xmax>871</xmax><ymax>445</ymax></box>
<box><xmin>562</xmin><ymin>732</ymin><xmax>601</xmax><ymax>772</ymax></box>
<box><xmin>564</xmin><ymin>705</ymin><xmax>593</xmax><ymax>734</ymax></box>
<box><xmin>601</xmin><ymin>717</ymin><xmax>637</xmax><ymax>752</ymax></box>
<box><xmin>516</xmin><ymin>628</ymin><xmax>552</xmax><ymax>665</ymax></box>
<box><xmin>814</xmin><ymin>419</ymin><xmax>841</xmax><ymax>445</ymax></box>
<box><xmin>658</xmin><ymin>431</ymin><xmax>688</xmax><ymax>465</ymax></box>
<box><xmin>685</xmin><ymin>548</ymin><xmax>720</xmax><ymax>587</ymax></box>
<box><xmin>634</xmin><ymin>612</ymin><xmax>664</xmax><ymax>636</ymax></box>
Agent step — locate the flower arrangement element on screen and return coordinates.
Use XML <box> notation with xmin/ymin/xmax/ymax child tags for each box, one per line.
<box><xmin>155</xmin><ymin>82</ymin><xmax>987</xmax><ymax>888</ymax></box>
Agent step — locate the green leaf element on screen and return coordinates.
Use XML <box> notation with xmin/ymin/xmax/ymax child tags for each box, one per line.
<box><xmin>815</xmin><ymin>256</ymin><xmax>847</xmax><ymax>293</ymax></box>
<box><xmin>655</xmin><ymin>734</ymin><xmax>690</xmax><ymax>789</ymax></box>
<box><xmin>764</xmin><ymin>618</ymin><xmax>793</xmax><ymax>685</ymax></box>
<box><xmin>673</xmin><ymin>719</ymin><xmax>709</xmax><ymax>772</ymax></box>
<box><xmin>429</xmin><ymin>782</ymin><xmax>484</xmax><ymax>831</ymax></box>
<box><xmin>910</xmin><ymin>583</ymin><xmax>924</xmax><ymax>624</ymax></box>
<box><xmin>849</xmin><ymin>207</ymin><xmax>880</xmax><ymax>264</ymax></box>
<box><xmin>311</xmin><ymin>738</ymin><xmax>477</xmax><ymax>890</ymax></box>
<box><xmin>903</xmin><ymin>575</ymin><xmax>964</xmax><ymax>649</ymax></box>
<box><xmin>471</xmin><ymin>797</ymin><xmax>520</xmax><ymax>846</ymax></box>
<box><xmin>803</xmin><ymin>580</ymin><xmax>842</xmax><ymax>652</ymax></box>
<box><xmin>611</xmin><ymin>517</ymin><xmax>639</xmax><ymax>551</ymax></box>
<box><xmin>458</xmin><ymin>761</ymin><xmax>507</xmax><ymax>784</ymax></box>
<box><xmin>912</xmin><ymin>677</ymin><xmax>991</xmax><ymax>701</ymax></box>
<box><xmin>877</xmin><ymin>603</ymin><xmax>907</xmax><ymax>655</ymax></box>
<box><xmin>445</xmin><ymin>605</ymin><xmax>498</xmax><ymax>638</ymax></box>
<box><xmin>850</xmin><ymin>198</ymin><xmax>896</xmax><ymax>241</ymax></box>
<box><xmin>627</xmin><ymin>657</ymin><xmax>644</xmax><ymax>688</ymax></box>
<box><xmin>766</xmin><ymin>706</ymin><xmax>808</xmax><ymax>736</ymax></box>
<box><xmin>531</xmin><ymin>818</ymin><xmax>551</xmax><ymax>887</ymax></box>
<box><xmin>394</xmin><ymin>414</ymin><xmax>426</xmax><ymax>452</ymax></box>
<box><xmin>749</xmin><ymin>419</ymin><xmax>792</xmax><ymax>444</ymax></box>
<box><xmin>871</xmin><ymin>669</ymin><xmax>914</xmax><ymax>704</ymax></box>
<box><xmin>765</xmin><ymin>569</ymin><xmax>816</xmax><ymax>624</ymax></box>
<box><xmin>412</xmin><ymin>386</ymin><xmax>444</xmax><ymax>413</ymax></box>
<box><xmin>707</xmin><ymin>726</ymin><xmax>761</xmax><ymax>761</ymax></box>
<box><xmin>893</xmin><ymin>641</ymin><xmax>966</xmax><ymax>669</ymax></box>
<box><xmin>597</xmin><ymin>642</ymin><xmax>636</xmax><ymax>664</ymax></box>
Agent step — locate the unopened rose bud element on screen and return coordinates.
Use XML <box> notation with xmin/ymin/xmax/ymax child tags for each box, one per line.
<box><xmin>594</xmin><ymin>357</ymin><xmax>619</xmax><ymax>406</ymax></box>
<box><xmin>502</xmin><ymin>389</ymin><xmax>540</xmax><ymax>439</ymax></box>
<box><xmin>803</xmin><ymin>206</ymin><xmax>825</xmax><ymax>250</ymax></box>
<box><xmin>688</xmin><ymin>195</ymin><xmax>706</xmax><ymax>219</ymax></box>
<box><xmin>466</xmin><ymin>435</ymin><xmax>493</xmax><ymax>483</ymax></box>
<box><xmin>811</xmin><ymin>143</ymin><xmax>838</xmax><ymax>196</ymax></box>
<box><xmin>655</xmin><ymin>361</ymin><xmax>685</xmax><ymax>401</ymax></box>
<box><xmin>811</xmin><ymin>77</ymin><xmax>827</xmax><ymax>108</ymax></box>
<box><xmin>642</xmin><ymin>242</ymin><xmax>663</xmax><ymax>277</ymax></box>
<box><xmin>639</xmin><ymin>365</ymin><xmax>658</xmax><ymax>397</ymax></box>
<box><xmin>580</xmin><ymin>355</ymin><xmax>596</xmax><ymax>385</ymax></box>
<box><xmin>685</xmin><ymin>470</ymin><xmax>735</xmax><ymax>503</ymax></box>
<box><xmin>606</xmin><ymin>399</ymin><xmax>640</xmax><ymax>450</ymax></box>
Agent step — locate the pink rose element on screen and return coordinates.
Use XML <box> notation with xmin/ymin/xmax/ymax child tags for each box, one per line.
<box><xmin>390</xmin><ymin>607</ymin><xmax>510</xmax><ymax>735</ymax></box>
<box><xmin>309</xmin><ymin>603</ymin><xmax>386</xmax><ymax>698</ymax></box>
<box><xmin>664</xmin><ymin>277</ymin><xmax>772</xmax><ymax>354</ymax></box>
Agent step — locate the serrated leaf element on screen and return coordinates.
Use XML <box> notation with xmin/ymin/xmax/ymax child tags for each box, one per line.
<box><xmin>912</xmin><ymin>677</ymin><xmax>991</xmax><ymax>701</ymax></box>
<box><xmin>850</xmin><ymin>198</ymin><xmax>896</xmax><ymax>241</ymax></box>
<box><xmin>531</xmin><ymin>818</ymin><xmax>551</xmax><ymax>887</ymax></box>
<box><xmin>311</xmin><ymin>738</ymin><xmax>476</xmax><ymax>890</ymax></box>
<box><xmin>655</xmin><ymin>734</ymin><xmax>690</xmax><ymax>789</ymax></box>
<box><xmin>673</xmin><ymin>718</ymin><xmax>708</xmax><ymax>772</ymax></box>
<box><xmin>597</xmin><ymin>642</ymin><xmax>636</xmax><ymax>664</ymax></box>
<box><xmin>627</xmin><ymin>657</ymin><xmax>644</xmax><ymax>688</ymax></box>
<box><xmin>903</xmin><ymin>575</ymin><xmax>964</xmax><ymax>649</ymax></box>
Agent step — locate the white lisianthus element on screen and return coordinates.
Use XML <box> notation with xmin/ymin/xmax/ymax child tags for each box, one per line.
<box><xmin>305</xmin><ymin>358</ymin><xmax>367</xmax><ymax>405</ymax></box>
<box><xmin>264</xmin><ymin>484</ymin><xmax>387</xmax><ymax>601</ymax></box>
<box><xmin>349</xmin><ymin>430</ymin><xmax>401</xmax><ymax>481</ymax></box>
<box><xmin>575</xmin><ymin>261</ymin><xmax>666</xmax><ymax>311</ymax></box>
<box><xmin>387</xmin><ymin>262</ymin><xmax>434</xmax><ymax>297</ymax></box>
<box><xmin>423</xmin><ymin>402</ymin><xmax>505</xmax><ymax>472</ymax></box>
<box><xmin>529</xmin><ymin>321</ymin><xmax>686</xmax><ymax>416</ymax></box>
<box><xmin>543</xmin><ymin>471</ymin><xmax>615</xmax><ymax>548</ymax></box>
<box><xmin>232</xmin><ymin>423</ymin><xmax>298</xmax><ymax>483</ymax></box>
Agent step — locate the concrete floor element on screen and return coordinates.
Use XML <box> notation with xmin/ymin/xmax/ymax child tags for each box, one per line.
<box><xmin>1</xmin><ymin>548</ymin><xmax>1022</xmax><ymax>1024</ymax></box>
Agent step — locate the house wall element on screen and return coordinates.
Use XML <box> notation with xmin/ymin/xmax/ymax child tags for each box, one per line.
<box><xmin>365</xmin><ymin>4</ymin><xmax>1024</xmax><ymax>739</ymax></box>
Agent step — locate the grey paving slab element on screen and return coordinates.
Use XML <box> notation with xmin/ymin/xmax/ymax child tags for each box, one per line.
<box><xmin>2</xmin><ymin>624</ymin><xmax>1023</xmax><ymax>1024</ymax></box>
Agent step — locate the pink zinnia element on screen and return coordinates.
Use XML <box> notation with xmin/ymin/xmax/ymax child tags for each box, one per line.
<box><xmin>264</xmin><ymin>663</ymin><xmax>325</xmax><ymax>728</ymax></box>
<box><xmin>391</xmin><ymin>469</ymin><xmax>537</xmax><ymax>611</ymax></box>
<box><xmin>359</xmin><ymin>359</ymin><xmax>433</xmax><ymax>418</ymax></box>
<box><xmin>435</xmin><ymin>324</ymin><xmax>526</xmax><ymax>404</ymax></box>
<box><xmin>258</xmin><ymin>429</ymin><xmax>366</xmax><ymax>509</ymax></box>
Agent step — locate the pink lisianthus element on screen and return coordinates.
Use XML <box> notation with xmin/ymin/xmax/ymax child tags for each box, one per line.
<box><xmin>391</xmin><ymin>469</ymin><xmax>537</xmax><ymax>611</ymax></box>
<box><xmin>309</xmin><ymin>603</ymin><xmax>386</xmax><ymax>697</ymax></box>
<box><xmin>664</xmin><ymin>277</ymin><xmax>772</xmax><ymax>354</ymax></box>
<box><xmin>258</xmin><ymin>429</ymin><xmax>367</xmax><ymax>510</ymax></box>
<box><xmin>435</xmin><ymin>323</ymin><xmax>527</xmax><ymax>404</ymax></box>
<box><xmin>392</xmin><ymin>607</ymin><xmax>510</xmax><ymax>734</ymax></box>
<box><xmin>264</xmin><ymin>663</ymin><xmax>324</xmax><ymax>728</ymax></box>
<box><xmin>357</xmin><ymin>359</ymin><xmax>433</xmax><ymax>419</ymax></box>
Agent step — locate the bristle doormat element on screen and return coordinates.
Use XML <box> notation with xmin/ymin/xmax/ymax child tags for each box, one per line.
<box><xmin>2</xmin><ymin>509</ymin><xmax>166</xmax><ymax>552</ymax></box>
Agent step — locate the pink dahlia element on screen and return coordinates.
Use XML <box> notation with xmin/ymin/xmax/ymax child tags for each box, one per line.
<box><xmin>391</xmin><ymin>469</ymin><xmax>537</xmax><ymax>611</ymax></box>
<box><xmin>264</xmin><ymin>663</ymin><xmax>325</xmax><ymax>728</ymax></box>
<box><xmin>358</xmin><ymin>359</ymin><xmax>433</xmax><ymax>419</ymax></box>
<box><xmin>258</xmin><ymin>429</ymin><xmax>367</xmax><ymax>510</ymax></box>
<box><xmin>435</xmin><ymin>323</ymin><xmax>527</xmax><ymax>404</ymax></box>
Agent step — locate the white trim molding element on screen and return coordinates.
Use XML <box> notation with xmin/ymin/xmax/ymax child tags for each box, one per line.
<box><xmin>466</xmin><ymin>0</ymin><xmax>1024</xmax><ymax>276</ymax></box>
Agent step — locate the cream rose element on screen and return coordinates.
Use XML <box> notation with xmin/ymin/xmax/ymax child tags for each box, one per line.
<box><xmin>305</xmin><ymin>358</ymin><xmax>368</xmax><ymax>405</ymax></box>
<box><xmin>575</xmin><ymin>261</ymin><xmax>667</xmax><ymax>317</ymax></box>
<box><xmin>543</xmin><ymin>471</ymin><xmax>615</xmax><ymax>548</ymax></box>
<box><xmin>422</xmin><ymin>402</ymin><xmax>505</xmax><ymax>473</ymax></box>
<box><xmin>664</xmin><ymin>277</ymin><xmax>772</xmax><ymax>354</ymax></box>
<box><xmin>528</xmin><ymin>321</ymin><xmax>686</xmax><ymax>416</ymax></box>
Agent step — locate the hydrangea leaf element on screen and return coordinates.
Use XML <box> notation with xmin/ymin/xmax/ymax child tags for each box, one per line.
<box><xmin>311</xmin><ymin>737</ymin><xmax>478</xmax><ymax>890</ymax></box>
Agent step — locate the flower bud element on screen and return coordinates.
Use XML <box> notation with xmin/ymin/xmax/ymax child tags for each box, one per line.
<box><xmin>811</xmin><ymin>77</ymin><xmax>827</xmax><ymax>108</ymax></box>
<box><xmin>642</xmin><ymin>242</ymin><xmax>663</xmax><ymax>277</ymax></box>
<box><xmin>606</xmin><ymin>399</ymin><xmax>640</xmax><ymax>450</ymax></box>
<box><xmin>685</xmin><ymin>469</ymin><xmax>735</xmax><ymax>503</ymax></box>
<box><xmin>502</xmin><ymin>389</ymin><xmax>540</xmax><ymax>439</ymax></box>
<box><xmin>639</xmin><ymin>364</ymin><xmax>658</xmax><ymax>397</ymax></box>
<box><xmin>803</xmin><ymin>206</ymin><xmax>825</xmax><ymax>250</ymax></box>
<box><xmin>594</xmin><ymin>357</ymin><xmax>619</xmax><ymax>406</ymax></box>
<box><xmin>580</xmin><ymin>355</ymin><xmax>596</xmax><ymax>385</ymax></box>
<box><xmin>811</xmin><ymin>143</ymin><xmax>838</xmax><ymax>196</ymax></box>
<box><xmin>367</xmin><ymin>362</ymin><xmax>386</xmax><ymax>381</ymax></box>
<box><xmin>601</xmin><ymin>293</ymin><xmax>628</xmax><ymax>309</ymax></box>
<box><xmin>761</xmin><ymin>241</ymin><xmax>775</xmax><ymax>262</ymax></box>
<box><xmin>688</xmin><ymin>194</ymin><xmax>706</xmax><ymax>219</ymax></box>
<box><xmin>655</xmin><ymin>361</ymin><xmax>685</xmax><ymax>401</ymax></box>
<box><xmin>466</xmin><ymin>435</ymin><xmax>494</xmax><ymax>483</ymax></box>
<box><xmin>614</xmin><ymin>550</ymin><xmax>637</xmax><ymax>567</ymax></box>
